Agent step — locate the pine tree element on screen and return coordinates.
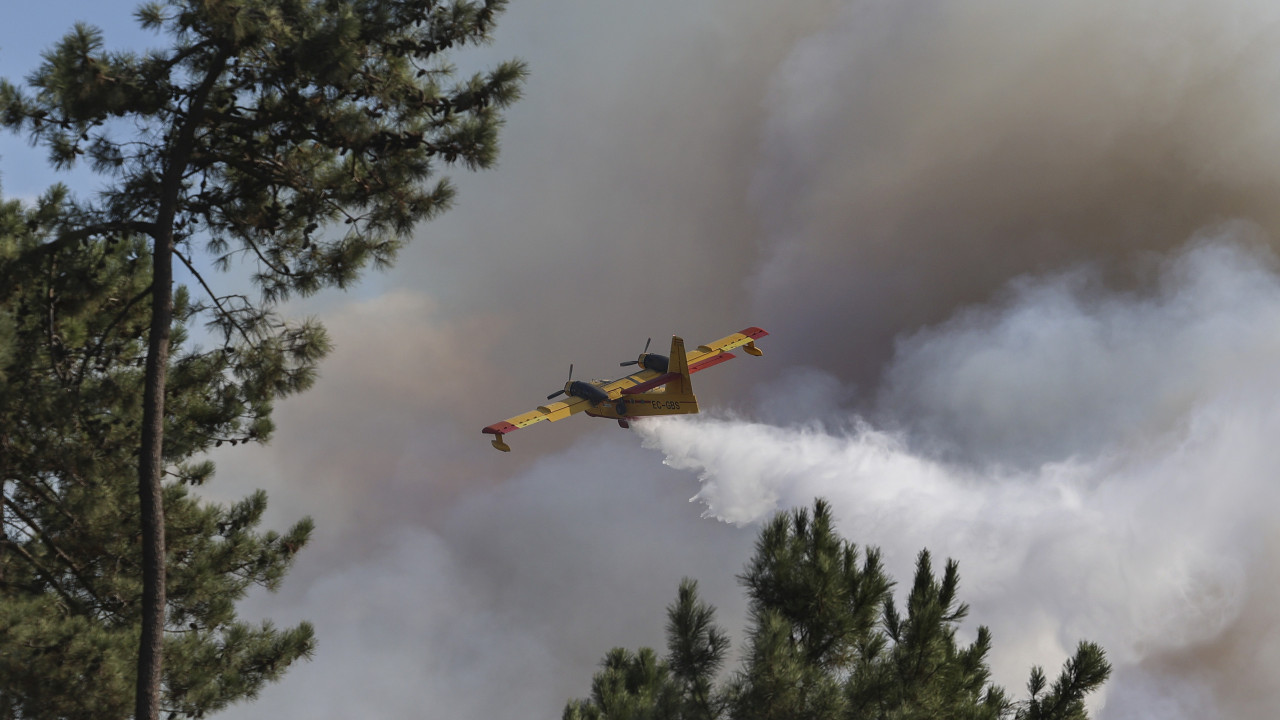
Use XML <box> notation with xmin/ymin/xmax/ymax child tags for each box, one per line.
<box><xmin>666</xmin><ymin>579</ymin><xmax>731</xmax><ymax>720</ymax></box>
<box><xmin>0</xmin><ymin>2</ymin><xmax>525</xmax><ymax>717</ymax></box>
<box><xmin>0</xmin><ymin>188</ymin><xmax>318</xmax><ymax>719</ymax></box>
<box><xmin>564</xmin><ymin>500</ymin><xmax>1111</xmax><ymax>720</ymax></box>
<box><xmin>561</xmin><ymin>580</ymin><xmax>730</xmax><ymax>720</ymax></box>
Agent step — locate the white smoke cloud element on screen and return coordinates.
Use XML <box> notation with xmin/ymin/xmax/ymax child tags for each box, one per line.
<box><xmin>880</xmin><ymin>222</ymin><xmax>1280</xmax><ymax>466</ymax></box>
<box><xmin>639</xmin><ymin>236</ymin><xmax>1280</xmax><ymax>718</ymax></box>
<box><xmin>227</xmin><ymin>435</ymin><xmax>755</xmax><ymax>719</ymax></box>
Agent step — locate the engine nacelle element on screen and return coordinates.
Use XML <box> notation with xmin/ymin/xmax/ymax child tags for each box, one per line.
<box><xmin>635</xmin><ymin>353</ymin><xmax>669</xmax><ymax>373</ymax></box>
<box><xmin>567</xmin><ymin>380</ymin><xmax>610</xmax><ymax>405</ymax></box>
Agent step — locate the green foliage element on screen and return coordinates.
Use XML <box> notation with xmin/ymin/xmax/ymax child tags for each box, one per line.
<box><xmin>666</xmin><ymin>579</ymin><xmax>730</xmax><ymax>720</ymax></box>
<box><xmin>0</xmin><ymin>0</ymin><xmax>526</xmax><ymax>306</ymax></box>
<box><xmin>740</xmin><ymin>499</ymin><xmax>892</xmax><ymax>670</ymax></box>
<box><xmin>0</xmin><ymin>2</ymin><xmax>524</xmax><ymax>716</ymax></box>
<box><xmin>1015</xmin><ymin>642</ymin><xmax>1111</xmax><ymax>720</ymax></box>
<box><xmin>0</xmin><ymin>194</ymin><xmax>315</xmax><ymax>719</ymax></box>
<box><xmin>565</xmin><ymin>500</ymin><xmax>1110</xmax><ymax>720</ymax></box>
<box><xmin>563</xmin><ymin>648</ymin><xmax>681</xmax><ymax>720</ymax></box>
<box><xmin>562</xmin><ymin>580</ymin><xmax>732</xmax><ymax>720</ymax></box>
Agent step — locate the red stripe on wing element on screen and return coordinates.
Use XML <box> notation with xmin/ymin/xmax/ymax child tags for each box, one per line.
<box><xmin>689</xmin><ymin>352</ymin><xmax>735</xmax><ymax>373</ymax></box>
<box><xmin>483</xmin><ymin>421</ymin><xmax>518</xmax><ymax>436</ymax></box>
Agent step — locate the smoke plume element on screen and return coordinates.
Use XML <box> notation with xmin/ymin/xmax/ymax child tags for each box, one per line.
<box><xmin>9</xmin><ymin>0</ymin><xmax>1279</xmax><ymax>718</ymax></box>
<box><xmin>641</xmin><ymin>237</ymin><xmax>1280</xmax><ymax>717</ymax></box>
<box><xmin>750</xmin><ymin>0</ymin><xmax>1280</xmax><ymax>388</ymax></box>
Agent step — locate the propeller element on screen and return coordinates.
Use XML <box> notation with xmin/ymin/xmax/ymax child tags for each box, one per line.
<box><xmin>547</xmin><ymin>364</ymin><xmax>573</xmax><ymax>400</ymax></box>
<box><xmin>620</xmin><ymin>338</ymin><xmax>652</xmax><ymax>367</ymax></box>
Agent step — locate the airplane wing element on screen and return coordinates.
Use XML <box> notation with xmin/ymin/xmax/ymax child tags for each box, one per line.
<box><xmin>482</xmin><ymin>395</ymin><xmax>595</xmax><ymax>451</ymax></box>
<box><xmin>614</xmin><ymin>326</ymin><xmax>770</xmax><ymax>395</ymax></box>
<box><xmin>483</xmin><ymin>368</ymin><xmax>663</xmax><ymax>451</ymax></box>
<box><xmin>686</xmin><ymin>326</ymin><xmax>768</xmax><ymax>367</ymax></box>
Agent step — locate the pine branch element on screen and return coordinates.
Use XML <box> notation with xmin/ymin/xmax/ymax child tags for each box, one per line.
<box><xmin>0</xmin><ymin>532</ymin><xmax>85</xmax><ymax>612</ymax></box>
<box><xmin>2</xmin><ymin>498</ymin><xmax>108</xmax><ymax>610</ymax></box>
<box><xmin>173</xmin><ymin>249</ymin><xmax>252</xmax><ymax>345</ymax></box>
<box><xmin>74</xmin><ymin>282</ymin><xmax>152</xmax><ymax>388</ymax></box>
<box><xmin>26</xmin><ymin>221</ymin><xmax>162</xmax><ymax>260</ymax></box>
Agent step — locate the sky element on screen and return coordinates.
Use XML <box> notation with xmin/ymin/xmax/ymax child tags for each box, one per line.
<box><xmin>7</xmin><ymin>1</ymin><xmax>1280</xmax><ymax>718</ymax></box>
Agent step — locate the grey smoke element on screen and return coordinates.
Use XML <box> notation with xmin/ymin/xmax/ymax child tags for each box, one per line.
<box><xmin>5</xmin><ymin>0</ymin><xmax>1280</xmax><ymax>718</ymax></box>
<box><xmin>232</xmin><ymin>0</ymin><xmax>1280</xmax><ymax>717</ymax></box>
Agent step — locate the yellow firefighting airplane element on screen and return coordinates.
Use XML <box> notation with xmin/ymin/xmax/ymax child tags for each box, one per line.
<box><xmin>483</xmin><ymin>327</ymin><xmax>768</xmax><ymax>451</ymax></box>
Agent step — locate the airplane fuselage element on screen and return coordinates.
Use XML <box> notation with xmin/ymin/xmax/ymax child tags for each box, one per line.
<box><xmin>483</xmin><ymin>327</ymin><xmax>768</xmax><ymax>451</ymax></box>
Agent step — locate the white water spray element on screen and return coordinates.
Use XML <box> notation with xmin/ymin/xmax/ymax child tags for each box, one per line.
<box><xmin>640</xmin><ymin>237</ymin><xmax>1280</xmax><ymax>719</ymax></box>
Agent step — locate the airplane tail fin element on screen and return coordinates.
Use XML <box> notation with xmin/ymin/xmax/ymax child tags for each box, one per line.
<box><xmin>664</xmin><ymin>336</ymin><xmax>694</xmax><ymax>394</ymax></box>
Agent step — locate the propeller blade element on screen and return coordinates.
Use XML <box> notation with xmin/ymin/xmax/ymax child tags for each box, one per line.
<box><xmin>619</xmin><ymin>338</ymin><xmax>653</xmax><ymax>367</ymax></box>
<box><xmin>548</xmin><ymin>364</ymin><xmax>573</xmax><ymax>400</ymax></box>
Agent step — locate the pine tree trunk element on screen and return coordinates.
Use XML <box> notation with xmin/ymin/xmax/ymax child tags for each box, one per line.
<box><xmin>132</xmin><ymin>48</ymin><xmax>229</xmax><ymax>720</ymax></box>
<box><xmin>135</xmin><ymin>228</ymin><xmax>172</xmax><ymax>720</ymax></box>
